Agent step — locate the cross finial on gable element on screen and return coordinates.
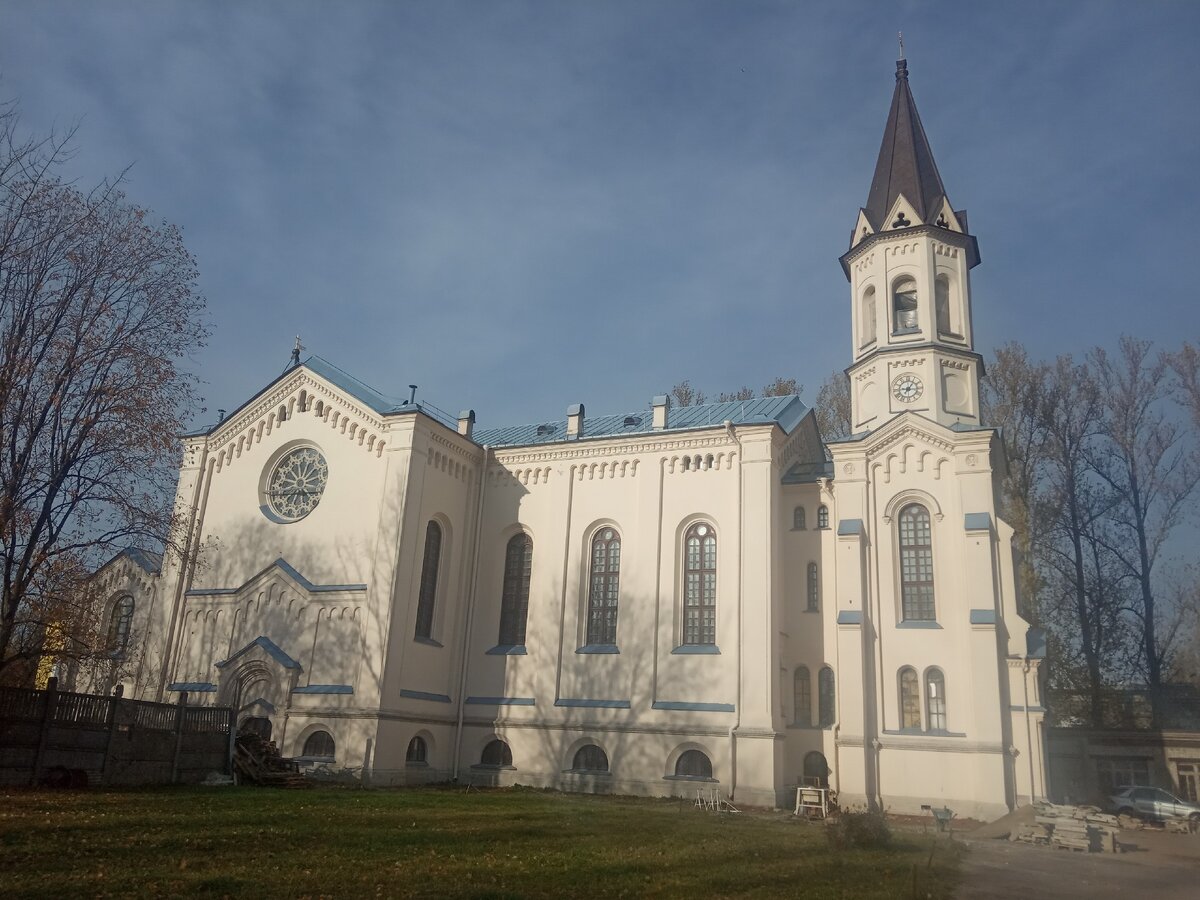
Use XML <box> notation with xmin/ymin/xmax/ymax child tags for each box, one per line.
<box><xmin>287</xmin><ymin>335</ymin><xmax>305</xmax><ymax>371</ymax></box>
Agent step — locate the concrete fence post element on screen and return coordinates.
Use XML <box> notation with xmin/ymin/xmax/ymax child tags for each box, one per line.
<box><xmin>100</xmin><ymin>683</ymin><xmax>124</xmax><ymax>785</ymax></box>
<box><xmin>30</xmin><ymin>676</ymin><xmax>59</xmax><ymax>786</ymax></box>
<box><xmin>170</xmin><ymin>691</ymin><xmax>188</xmax><ymax>784</ymax></box>
<box><xmin>227</xmin><ymin>708</ymin><xmax>237</xmax><ymax>779</ymax></box>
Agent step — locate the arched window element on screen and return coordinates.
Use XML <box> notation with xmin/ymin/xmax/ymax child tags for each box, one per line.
<box><xmin>817</xmin><ymin>505</ymin><xmax>830</xmax><ymax>529</ymax></box>
<box><xmin>893</xmin><ymin>276</ymin><xmax>918</xmax><ymax>332</ymax></box>
<box><xmin>861</xmin><ymin>285</ymin><xmax>877</xmax><ymax>346</ymax></box>
<box><xmin>498</xmin><ymin>534</ymin><xmax>533</xmax><ymax>646</ymax></box>
<box><xmin>899</xmin><ymin>504</ymin><xmax>936</xmax><ymax>621</ymax></box>
<box><xmin>803</xmin><ymin>751</ymin><xmax>829</xmax><ymax>788</ymax></box>
<box><xmin>414</xmin><ymin>521</ymin><xmax>442</xmax><ymax>640</ymax></box>
<box><xmin>935</xmin><ymin>275</ymin><xmax>952</xmax><ymax>335</ymax></box>
<box><xmin>793</xmin><ymin>666</ymin><xmax>811</xmax><ymax>726</ymax></box>
<box><xmin>683</xmin><ymin>523</ymin><xmax>717</xmax><ymax>646</ymax></box>
<box><xmin>806</xmin><ymin>563</ymin><xmax>819</xmax><ymax>612</ymax></box>
<box><xmin>107</xmin><ymin>596</ymin><xmax>134</xmax><ymax>652</ymax></box>
<box><xmin>793</xmin><ymin>506</ymin><xmax>806</xmax><ymax>530</ymax></box>
<box><xmin>674</xmin><ymin>749</ymin><xmax>712</xmax><ymax>779</ymax></box>
<box><xmin>818</xmin><ymin>667</ymin><xmax>836</xmax><ymax>727</ymax></box>
<box><xmin>926</xmin><ymin>669</ymin><xmax>947</xmax><ymax>731</ymax></box>
<box><xmin>587</xmin><ymin>528</ymin><xmax>621</xmax><ymax>645</ymax></box>
<box><xmin>481</xmin><ymin>739</ymin><xmax>512</xmax><ymax>767</ymax></box>
<box><xmin>899</xmin><ymin>667</ymin><xmax>920</xmax><ymax>730</ymax></box>
<box><xmin>303</xmin><ymin>730</ymin><xmax>335</xmax><ymax>758</ymax></box>
<box><xmin>406</xmin><ymin>736</ymin><xmax>427</xmax><ymax>764</ymax></box>
<box><xmin>572</xmin><ymin>744</ymin><xmax>609</xmax><ymax>772</ymax></box>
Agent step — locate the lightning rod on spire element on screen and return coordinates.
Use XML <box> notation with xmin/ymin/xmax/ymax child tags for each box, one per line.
<box><xmin>898</xmin><ymin>31</ymin><xmax>905</xmax><ymax>60</ymax></box>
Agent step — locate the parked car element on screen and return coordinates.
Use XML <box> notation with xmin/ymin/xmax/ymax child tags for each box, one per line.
<box><xmin>1109</xmin><ymin>785</ymin><xmax>1200</xmax><ymax>825</ymax></box>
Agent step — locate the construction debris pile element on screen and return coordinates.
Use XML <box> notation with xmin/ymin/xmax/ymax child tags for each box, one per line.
<box><xmin>1009</xmin><ymin>801</ymin><xmax>1121</xmax><ymax>852</ymax></box>
<box><xmin>233</xmin><ymin>732</ymin><xmax>308</xmax><ymax>787</ymax></box>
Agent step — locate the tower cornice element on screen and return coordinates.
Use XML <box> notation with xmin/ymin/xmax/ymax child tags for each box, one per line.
<box><xmin>839</xmin><ymin>223</ymin><xmax>979</xmax><ymax>280</ymax></box>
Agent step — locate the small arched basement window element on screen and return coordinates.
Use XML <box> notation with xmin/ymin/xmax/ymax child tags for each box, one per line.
<box><xmin>406</xmin><ymin>736</ymin><xmax>427</xmax><ymax>764</ymax></box>
<box><xmin>303</xmin><ymin>730</ymin><xmax>335</xmax><ymax>759</ymax></box>
<box><xmin>674</xmin><ymin>749</ymin><xmax>713</xmax><ymax>779</ymax></box>
<box><xmin>572</xmin><ymin>744</ymin><xmax>609</xmax><ymax>772</ymax></box>
<box><xmin>481</xmin><ymin>739</ymin><xmax>513</xmax><ymax>767</ymax></box>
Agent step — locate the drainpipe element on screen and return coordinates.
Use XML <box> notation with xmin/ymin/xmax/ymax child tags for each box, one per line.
<box><xmin>157</xmin><ymin>438</ymin><xmax>210</xmax><ymax>701</ymax></box>
<box><xmin>724</xmin><ymin>421</ymin><xmax>744</xmax><ymax>800</ymax></box>
<box><xmin>452</xmin><ymin>446</ymin><xmax>490</xmax><ymax>779</ymax></box>
<box><xmin>1023</xmin><ymin>659</ymin><xmax>1036</xmax><ymax>802</ymax></box>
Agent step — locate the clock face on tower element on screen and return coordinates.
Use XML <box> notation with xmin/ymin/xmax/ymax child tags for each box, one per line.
<box><xmin>892</xmin><ymin>373</ymin><xmax>924</xmax><ymax>403</ymax></box>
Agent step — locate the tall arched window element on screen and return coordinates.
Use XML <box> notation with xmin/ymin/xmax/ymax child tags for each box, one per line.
<box><xmin>587</xmin><ymin>528</ymin><xmax>621</xmax><ymax>645</ymax></box>
<box><xmin>935</xmin><ymin>275</ymin><xmax>952</xmax><ymax>335</ymax></box>
<box><xmin>793</xmin><ymin>506</ymin><xmax>806</xmax><ymax>530</ymax></box>
<box><xmin>303</xmin><ymin>730</ymin><xmax>335</xmax><ymax>759</ymax></box>
<box><xmin>674</xmin><ymin>749</ymin><xmax>712</xmax><ymax>779</ymax></box>
<box><xmin>806</xmin><ymin>562</ymin><xmax>819</xmax><ymax>612</ymax></box>
<box><xmin>498</xmin><ymin>534</ymin><xmax>533</xmax><ymax>646</ymax></box>
<box><xmin>481</xmin><ymin>739</ymin><xmax>512</xmax><ymax>767</ymax></box>
<box><xmin>926</xmin><ymin>669</ymin><xmax>947</xmax><ymax>731</ymax></box>
<box><xmin>898</xmin><ymin>504</ymin><xmax>936</xmax><ymax>621</ymax></box>
<box><xmin>893</xmin><ymin>276</ymin><xmax>918</xmax><ymax>332</ymax></box>
<box><xmin>861</xmin><ymin>285</ymin><xmax>877</xmax><ymax>346</ymax></box>
<box><xmin>107</xmin><ymin>596</ymin><xmax>134</xmax><ymax>652</ymax></box>
<box><xmin>683</xmin><ymin>523</ymin><xmax>717</xmax><ymax>645</ymax></box>
<box><xmin>899</xmin><ymin>667</ymin><xmax>920</xmax><ymax>730</ymax></box>
<box><xmin>793</xmin><ymin>666</ymin><xmax>811</xmax><ymax>726</ymax></box>
<box><xmin>414</xmin><ymin>520</ymin><xmax>442</xmax><ymax>640</ymax></box>
<box><xmin>818</xmin><ymin>667</ymin><xmax>836</xmax><ymax>727</ymax></box>
<box><xmin>572</xmin><ymin>744</ymin><xmax>609</xmax><ymax>772</ymax></box>
<box><xmin>817</xmin><ymin>505</ymin><xmax>830</xmax><ymax>529</ymax></box>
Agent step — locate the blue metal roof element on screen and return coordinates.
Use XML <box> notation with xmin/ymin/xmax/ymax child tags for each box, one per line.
<box><xmin>474</xmin><ymin>395</ymin><xmax>808</xmax><ymax>448</ymax></box>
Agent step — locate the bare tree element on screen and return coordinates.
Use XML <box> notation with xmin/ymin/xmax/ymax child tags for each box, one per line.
<box><xmin>670</xmin><ymin>380</ymin><xmax>705</xmax><ymax>408</ymax></box>
<box><xmin>0</xmin><ymin>103</ymin><xmax>207</xmax><ymax>682</ymax></box>
<box><xmin>1168</xmin><ymin>340</ymin><xmax>1200</xmax><ymax>429</ymax></box>
<box><xmin>761</xmin><ymin>376</ymin><xmax>802</xmax><ymax>398</ymax></box>
<box><xmin>715</xmin><ymin>386</ymin><xmax>755</xmax><ymax>402</ymax></box>
<box><xmin>813</xmin><ymin>369</ymin><xmax>851</xmax><ymax>441</ymax></box>
<box><xmin>1088</xmin><ymin>337</ymin><xmax>1200</xmax><ymax>725</ymax></box>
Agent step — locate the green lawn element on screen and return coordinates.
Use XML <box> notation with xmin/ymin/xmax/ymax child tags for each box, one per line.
<box><xmin>0</xmin><ymin>785</ymin><xmax>961</xmax><ymax>898</ymax></box>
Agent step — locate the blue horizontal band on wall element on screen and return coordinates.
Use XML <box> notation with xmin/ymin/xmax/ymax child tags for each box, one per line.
<box><xmin>400</xmin><ymin>689</ymin><xmax>452</xmax><ymax>703</ymax></box>
<box><xmin>969</xmin><ymin>609</ymin><xmax>997</xmax><ymax>625</ymax></box>
<box><xmin>836</xmin><ymin>611</ymin><xmax>863</xmax><ymax>625</ymax></box>
<box><xmin>964</xmin><ymin>512</ymin><xmax>993</xmax><ymax>532</ymax></box>
<box><xmin>555</xmin><ymin>699</ymin><xmax>631</xmax><ymax>709</ymax></box>
<box><xmin>652</xmin><ymin>701</ymin><xmax>735</xmax><ymax>713</ymax></box>
<box><xmin>897</xmin><ymin>620</ymin><xmax>942</xmax><ymax>629</ymax></box>
<box><xmin>293</xmin><ymin>684</ymin><xmax>353</xmax><ymax>695</ymax></box>
<box><xmin>576</xmin><ymin>644</ymin><xmax>619</xmax><ymax>654</ymax></box>
<box><xmin>671</xmin><ymin>645</ymin><xmax>721</xmax><ymax>655</ymax></box>
<box><xmin>837</xmin><ymin>519</ymin><xmax>864</xmax><ymax>536</ymax></box>
<box><xmin>167</xmin><ymin>682</ymin><xmax>216</xmax><ymax>692</ymax></box>
<box><xmin>465</xmin><ymin>696</ymin><xmax>536</xmax><ymax>706</ymax></box>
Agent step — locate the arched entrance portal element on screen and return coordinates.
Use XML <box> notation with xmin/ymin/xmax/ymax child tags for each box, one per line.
<box><xmin>804</xmin><ymin>751</ymin><xmax>830</xmax><ymax>788</ymax></box>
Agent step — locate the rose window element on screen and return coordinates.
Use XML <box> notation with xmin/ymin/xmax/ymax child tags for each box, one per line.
<box><xmin>266</xmin><ymin>447</ymin><xmax>328</xmax><ymax>521</ymax></box>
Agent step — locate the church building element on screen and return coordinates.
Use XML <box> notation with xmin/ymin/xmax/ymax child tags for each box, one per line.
<box><xmin>91</xmin><ymin>59</ymin><xmax>1046</xmax><ymax>818</ymax></box>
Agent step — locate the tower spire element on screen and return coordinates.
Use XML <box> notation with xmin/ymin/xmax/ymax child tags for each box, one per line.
<box><xmin>860</xmin><ymin>55</ymin><xmax>947</xmax><ymax>234</ymax></box>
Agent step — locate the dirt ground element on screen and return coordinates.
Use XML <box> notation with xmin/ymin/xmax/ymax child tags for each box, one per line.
<box><xmin>955</xmin><ymin>814</ymin><xmax>1200</xmax><ymax>899</ymax></box>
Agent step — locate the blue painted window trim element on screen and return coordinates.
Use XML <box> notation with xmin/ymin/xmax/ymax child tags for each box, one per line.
<box><xmin>414</xmin><ymin>636</ymin><xmax>444</xmax><ymax>648</ymax></box>
<box><xmin>486</xmin><ymin>644</ymin><xmax>527</xmax><ymax>655</ymax></box>
<box><xmin>671</xmin><ymin>644</ymin><xmax>721</xmax><ymax>655</ymax></box>
<box><xmin>969</xmin><ymin>609</ymin><xmax>996</xmax><ymax>625</ymax></box>
<box><xmin>836</xmin><ymin>610</ymin><xmax>863</xmax><ymax>625</ymax></box>
<box><xmin>399</xmin><ymin>689</ymin><xmax>452</xmax><ymax>704</ymax></box>
<box><xmin>576</xmin><ymin>644</ymin><xmax>619</xmax><ymax>654</ymax></box>
<box><xmin>555</xmin><ymin>698</ymin><xmax>631</xmax><ymax>709</ymax></box>
<box><xmin>167</xmin><ymin>682</ymin><xmax>216</xmax><ymax>693</ymax></box>
<box><xmin>465</xmin><ymin>696</ymin><xmax>536</xmax><ymax>706</ymax></box>
<box><xmin>652</xmin><ymin>701</ymin><xmax>734</xmax><ymax>713</ymax></box>
<box><xmin>293</xmin><ymin>684</ymin><xmax>353</xmax><ymax>695</ymax></box>
<box><xmin>897</xmin><ymin>620</ymin><xmax>942</xmax><ymax>629</ymax></box>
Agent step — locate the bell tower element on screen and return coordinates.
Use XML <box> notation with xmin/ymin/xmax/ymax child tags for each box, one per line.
<box><xmin>840</xmin><ymin>57</ymin><xmax>984</xmax><ymax>433</ymax></box>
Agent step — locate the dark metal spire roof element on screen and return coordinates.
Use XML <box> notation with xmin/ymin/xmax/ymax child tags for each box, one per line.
<box><xmin>862</xmin><ymin>58</ymin><xmax>948</xmax><ymax>231</ymax></box>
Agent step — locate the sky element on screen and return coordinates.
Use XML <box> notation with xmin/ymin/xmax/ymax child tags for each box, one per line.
<box><xmin>3</xmin><ymin>0</ymin><xmax>1199</xmax><ymax>430</ymax></box>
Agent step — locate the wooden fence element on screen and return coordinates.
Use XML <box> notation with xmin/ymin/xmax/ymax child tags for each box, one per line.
<box><xmin>0</xmin><ymin>678</ymin><xmax>235</xmax><ymax>787</ymax></box>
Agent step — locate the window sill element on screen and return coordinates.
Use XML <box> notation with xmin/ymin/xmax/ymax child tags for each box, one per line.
<box><xmin>486</xmin><ymin>644</ymin><xmax>527</xmax><ymax>655</ymax></box>
<box><xmin>897</xmin><ymin>621</ymin><xmax>942</xmax><ymax>629</ymax></box>
<box><xmin>672</xmin><ymin>644</ymin><xmax>721</xmax><ymax>655</ymax></box>
<box><xmin>406</xmin><ymin>760</ymin><xmax>429</xmax><ymax>768</ymax></box>
<box><xmin>803</xmin><ymin>607</ymin><xmax>820</xmax><ymax>614</ymax></box>
<box><xmin>576</xmin><ymin>644</ymin><xmax>619</xmax><ymax>654</ymax></box>
<box><xmin>563</xmin><ymin>769</ymin><xmax>612</xmax><ymax>776</ymax></box>
<box><xmin>791</xmin><ymin>526</ymin><xmax>807</xmax><ymax>532</ymax></box>
<box><xmin>892</xmin><ymin>326</ymin><xmax>920</xmax><ymax>337</ymax></box>
<box><xmin>295</xmin><ymin>755</ymin><xmax>335</xmax><ymax>764</ymax></box>
<box><xmin>786</xmin><ymin>723</ymin><xmax>826</xmax><ymax>730</ymax></box>
<box><xmin>664</xmin><ymin>775</ymin><xmax>719</xmax><ymax>783</ymax></box>
<box><xmin>470</xmin><ymin>764</ymin><xmax>517</xmax><ymax>771</ymax></box>
<box><xmin>413</xmin><ymin>636</ymin><xmax>443</xmax><ymax>648</ymax></box>
<box><xmin>882</xmin><ymin>728</ymin><xmax>965</xmax><ymax>738</ymax></box>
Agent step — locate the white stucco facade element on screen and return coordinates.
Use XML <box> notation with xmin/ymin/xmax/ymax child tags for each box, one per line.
<box><xmin>89</xmin><ymin>60</ymin><xmax>1047</xmax><ymax>819</ymax></box>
